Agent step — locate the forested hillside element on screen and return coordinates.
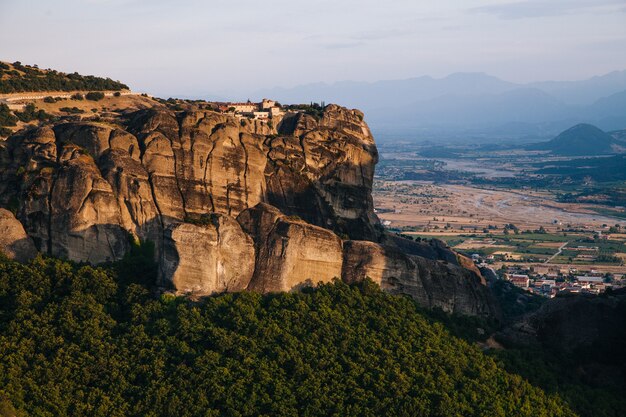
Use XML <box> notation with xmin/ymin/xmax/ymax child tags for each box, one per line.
<box><xmin>0</xmin><ymin>253</ymin><xmax>575</xmax><ymax>417</ymax></box>
<box><xmin>0</xmin><ymin>61</ymin><xmax>128</xmax><ymax>93</ymax></box>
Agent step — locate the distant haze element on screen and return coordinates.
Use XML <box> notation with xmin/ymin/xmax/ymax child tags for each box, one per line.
<box><xmin>1</xmin><ymin>0</ymin><xmax>626</xmax><ymax>99</ymax></box>
<box><xmin>257</xmin><ymin>71</ymin><xmax>626</xmax><ymax>143</ymax></box>
<box><xmin>1</xmin><ymin>0</ymin><xmax>626</xmax><ymax>142</ymax></box>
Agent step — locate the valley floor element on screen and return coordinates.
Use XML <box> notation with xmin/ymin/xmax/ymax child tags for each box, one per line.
<box><xmin>373</xmin><ymin>181</ymin><xmax>621</xmax><ymax>232</ymax></box>
<box><xmin>373</xmin><ymin>168</ymin><xmax>626</xmax><ymax>282</ymax></box>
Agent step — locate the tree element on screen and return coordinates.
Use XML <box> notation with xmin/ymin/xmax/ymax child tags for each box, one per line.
<box><xmin>0</xmin><ymin>103</ymin><xmax>18</xmax><ymax>127</ymax></box>
<box><xmin>0</xmin><ymin>255</ymin><xmax>582</xmax><ymax>417</ymax></box>
<box><xmin>86</xmin><ymin>91</ymin><xmax>105</xmax><ymax>101</ymax></box>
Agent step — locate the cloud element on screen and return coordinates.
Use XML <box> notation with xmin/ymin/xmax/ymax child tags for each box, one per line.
<box><xmin>351</xmin><ymin>29</ymin><xmax>411</xmax><ymax>41</ymax></box>
<box><xmin>470</xmin><ymin>0</ymin><xmax>626</xmax><ymax>20</ymax></box>
<box><xmin>306</xmin><ymin>28</ymin><xmax>412</xmax><ymax>51</ymax></box>
<box><xmin>303</xmin><ymin>29</ymin><xmax>409</xmax><ymax>44</ymax></box>
<box><xmin>324</xmin><ymin>42</ymin><xmax>364</xmax><ymax>50</ymax></box>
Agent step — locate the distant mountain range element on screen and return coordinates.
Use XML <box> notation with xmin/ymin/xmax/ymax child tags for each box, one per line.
<box><xmin>252</xmin><ymin>71</ymin><xmax>626</xmax><ymax>143</ymax></box>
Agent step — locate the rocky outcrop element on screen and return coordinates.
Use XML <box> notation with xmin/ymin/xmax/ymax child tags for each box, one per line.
<box><xmin>49</xmin><ymin>143</ymin><xmax>129</xmax><ymax>263</ymax></box>
<box><xmin>0</xmin><ymin>104</ymin><xmax>498</xmax><ymax>317</ymax></box>
<box><xmin>238</xmin><ymin>203</ymin><xmax>344</xmax><ymax>292</ymax></box>
<box><xmin>0</xmin><ymin>127</ymin><xmax>58</xmax><ymax>252</ymax></box>
<box><xmin>342</xmin><ymin>240</ymin><xmax>498</xmax><ymax>317</ymax></box>
<box><xmin>236</xmin><ymin>203</ymin><xmax>284</xmax><ymax>251</ymax></box>
<box><xmin>270</xmin><ymin>106</ymin><xmax>380</xmax><ymax>240</ymax></box>
<box><xmin>161</xmin><ymin>213</ymin><xmax>255</xmax><ymax>294</ymax></box>
<box><xmin>98</xmin><ymin>148</ymin><xmax>162</xmax><ymax>247</ymax></box>
<box><xmin>0</xmin><ymin>208</ymin><xmax>37</xmax><ymax>262</ymax></box>
<box><xmin>386</xmin><ymin>234</ymin><xmax>459</xmax><ymax>264</ymax></box>
<box><xmin>0</xmin><ymin>127</ymin><xmax>129</xmax><ymax>261</ymax></box>
<box><xmin>1</xmin><ymin>106</ymin><xmax>378</xmax><ymax>256</ymax></box>
<box><xmin>342</xmin><ymin>241</ymin><xmax>414</xmax><ymax>289</ymax></box>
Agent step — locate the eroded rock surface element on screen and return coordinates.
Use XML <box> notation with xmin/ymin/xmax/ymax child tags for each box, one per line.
<box><xmin>161</xmin><ymin>214</ymin><xmax>255</xmax><ymax>295</ymax></box>
<box><xmin>239</xmin><ymin>203</ymin><xmax>344</xmax><ymax>292</ymax></box>
<box><xmin>342</xmin><ymin>240</ymin><xmax>498</xmax><ymax>317</ymax></box>
<box><xmin>49</xmin><ymin>143</ymin><xmax>129</xmax><ymax>263</ymax></box>
<box><xmin>0</xmin><ymin>208</ymin><xmax>37</xmax><ymax>262</ymax></box>
<box><xmin>1</xmin><ymin>106</ymin><xmax>378</xmax><ymax>257</ymax></box>
<box><xmin>0</xmin><ymin>105</ymin><xmax>498</xmax><ymax>317</ymax></box>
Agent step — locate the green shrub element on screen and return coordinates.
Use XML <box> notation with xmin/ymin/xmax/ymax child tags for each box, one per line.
<box><xmin>0</xmin><ymin>103</ymin><xmax>18</xmax><ymax>127</ymax></box>
<box><xmin>85</xmin><ymin>91</ymin><xmax>105</xmax><ymax>101</ymax></box>
<box><xmin>59</xmin><ymin>106</ymin><xmax>85</xmax><ymax>114</ymax></box>
<box><xmin>13</xmin><ymin>103</ymin><xmax>52</xmax><ymax>123</ymax></box>
<box><xmin>0</xmin><ymin>126</ymin><xmax>12</xmax><ymax>137</ymax></box>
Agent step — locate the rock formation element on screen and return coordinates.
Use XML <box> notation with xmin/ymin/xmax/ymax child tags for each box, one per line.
<box><xmin>342</xmin><ymin>240</ymin><xmax>497</xmax><ymax>316</ymax></box>
<box><xmin>238</xmin><ymin>203</ymin><xmax>344</xmax><ymax>292</ymax></box>
<box><xmin>161</xmin><ymin>213</ymin><xmax>255</xmax><ymax>295</ymax></box>
<box><xmin>0</xmin><ymin>103</ymin><xmax>498</xmax><ymax>317</ymax></box>
<box><xmin>0</xmin><ymin>208</ymin><xmax>37</xmax><ymax>262</ymax></box>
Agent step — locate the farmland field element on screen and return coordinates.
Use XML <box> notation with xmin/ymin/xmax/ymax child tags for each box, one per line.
<box><xmin>373</xmin><ymin>142</ymin><xmax>626</xmax><ymax>274</ymax></box>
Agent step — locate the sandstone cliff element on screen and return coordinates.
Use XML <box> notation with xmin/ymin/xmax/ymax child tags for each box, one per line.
<box><xmin>238</xmin><ymin>203</ymin><xmax>344</xmax><ymax>293</ymax></box>
<box><xmin>0</xmin><ymin>103</ymin><xmax>498</xmax><ymax>317</ymax></box>
<box><xmin>342</xmin><ymin>240</ymin><xmax>497</xmax><ymax>316</ymax></box>
<box><xmin>161</xmin><ymin>213</ymin><xmax>255</xmax><ymax>294</ymax></box>
<box><xmin>0</xmin><ymin>208</ymin><xmax>37</xmax><ymax>262</ymax></box>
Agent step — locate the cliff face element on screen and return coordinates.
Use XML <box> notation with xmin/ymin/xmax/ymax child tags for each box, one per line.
<box><xmin>0</xmin><ymin>208</ymin><xmax>37</xmax><ymax>262</ymax></box>
<box><xmin>342</xmin><ymin>240</ymin><xmax>497</xmax><ymax>316</ymax></box>
<box><xmin>161</xmin><ymin>214</ymin><xmax>255</xmax><ymax>294</ymax></box>
<box><xmin>0</xmin><ymin>104</ymin><xmax>498</xmax><ymax>317</ymax></box>
<box><xmin>238</xmin><ymin>203</ymin><xmax>345</xmax><ymax>293</ymax></box>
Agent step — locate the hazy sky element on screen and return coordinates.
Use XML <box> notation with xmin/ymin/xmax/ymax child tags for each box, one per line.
<box><xmin>1</xmin><ymin>0</ymin><xmax>625</xmax><ymax>97</ymax></box>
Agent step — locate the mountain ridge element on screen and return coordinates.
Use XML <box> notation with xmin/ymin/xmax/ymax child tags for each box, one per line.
<box><xmin>251</xmin><ymin>70</ymin><xmax>626</xmax><ymax>141</ymax></box>
<box><xmin>528</xmin><ymin>123</ymin><xmax>618</xmax><ymax>155</ymax></box>
<box><xmin>253</xmin><ymin>70</ymin><xmax>626</xmax><ymax>108</ymax></box>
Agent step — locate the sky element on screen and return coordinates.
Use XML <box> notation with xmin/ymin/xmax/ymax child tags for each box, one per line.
<box><xmin>1</xmin><ymin>0</ymin><xmax>625</xmax><ymax>98</ymax></box>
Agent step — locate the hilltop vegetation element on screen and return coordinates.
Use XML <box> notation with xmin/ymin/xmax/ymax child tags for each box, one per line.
<box><xmin>0</xmin><ymin>61</ymin><xmax>128</xmax><ymax>94</ymax></box>
<box><xmin>0</xmin><ymin>254</ymin><xmax>575</xmax><ymax>417</ymax></box>
<box><xmin>0</xmin><ymin>103</ymin><xmax>18</xmax><ymax>136</ymax></box>
<box><xmin>0</xmin><ymin>102</ymin><xmax>57</xmax><ymax>137</ymax></box>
